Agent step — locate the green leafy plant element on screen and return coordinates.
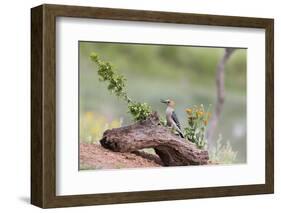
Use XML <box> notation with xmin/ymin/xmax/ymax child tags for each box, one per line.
<box><xmin>90</xmin><ymin>52</ymin><xmax>152</xmax><ymax>121</ymax></box>
<box><xmin>128</xmin><ymin>102</ymin><xmax>152</xmax><ymax>122</ymax></box>
<box><xmin>183</xmin><ymin>104</ymin><xmax>211</xmax><ymax>149</ymax></box>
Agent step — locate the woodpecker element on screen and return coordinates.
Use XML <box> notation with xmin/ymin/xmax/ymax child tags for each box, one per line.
<box><xmin>161</xmin><ymin>99</ymin><xmax>184</xmax><ymax>138</ymax></box>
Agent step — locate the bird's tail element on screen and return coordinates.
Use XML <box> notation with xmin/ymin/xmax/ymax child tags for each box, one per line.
<box><xmin>177</xmin><ymin>130</ymin><xmax>184</xmax><ymax>138</ymax></box>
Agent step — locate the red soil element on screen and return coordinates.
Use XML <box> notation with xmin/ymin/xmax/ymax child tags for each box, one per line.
<box><xmin>80</xmin><ymin>143</ymin><xmax>162</xmax><ymax>170</ymax></box>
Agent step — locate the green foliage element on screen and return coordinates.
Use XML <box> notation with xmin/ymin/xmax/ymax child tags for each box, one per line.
<box><xmin>183</xmin><ymin>104</ymin><xmax>211</xmax><ymax>149</ymax></box>
<box><xmin>128</xmin><ymin>102</ymin><xmax>152</xmax><ymax>122</ymax></box>
<box><xmin>90</xmin><ymin>53</ymin><xmax>129</xmax><ymax>101</ymax></box>
<box><xmin>210</xmin><ymin>134</ymin><xmax>237</xmax><ymax>164</ymax></box>
<box><xmin>90</xmin><ymin>52</ymin><xmax>152</xmax><ymax>121</ymax></box>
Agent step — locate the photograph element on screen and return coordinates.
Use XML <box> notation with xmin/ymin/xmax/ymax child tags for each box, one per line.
<box><xmin>29</xmin><ymin>3</ymin><xmax>274</xmax><ymax>208</ymax></box>
<box><xmin>79</xmin><ymin>41</ymin><xmax>247</xmax><ymax>170</ymax></box>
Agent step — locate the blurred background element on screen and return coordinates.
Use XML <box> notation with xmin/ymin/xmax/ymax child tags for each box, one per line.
<box><xmin>79</xmin><ymin>41</ymin><xmax>247</xmax><ymax>163</ymax></box>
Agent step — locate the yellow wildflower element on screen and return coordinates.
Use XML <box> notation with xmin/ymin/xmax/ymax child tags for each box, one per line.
<box><xmin>197</xmin><ymin>111</ymin><xmax>203</xmax><ymax>117</ymax></box>
<box><xmin>185</xmin><ymin>108</ymin><xmax>192</xmax><ymax>115</ymax></box>
<box><xmin>85</xmin><ymin>111</ymin><xmax>94</xmax><ymax>121</ymax></box>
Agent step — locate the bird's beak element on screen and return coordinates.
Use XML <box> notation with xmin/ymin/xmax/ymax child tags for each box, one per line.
<box><xmin>160</xmin><ymin>99</ymin><xmax>168</xmax><ymax>104</ymax></box>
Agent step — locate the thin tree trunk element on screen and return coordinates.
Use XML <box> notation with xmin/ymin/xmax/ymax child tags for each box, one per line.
<box><xmin>207</xmin><ymin>48</ymin><xmax>235</xmax><ymax>145</ymax></box>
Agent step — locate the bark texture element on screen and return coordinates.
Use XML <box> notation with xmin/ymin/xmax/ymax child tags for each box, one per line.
<box><xmin>100</xmin><ymin>112</ymin><xmax>209</xmax><ymax>166</ymax></box>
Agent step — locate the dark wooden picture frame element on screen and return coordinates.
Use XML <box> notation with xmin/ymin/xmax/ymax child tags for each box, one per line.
<box><xmin>31</xmin><ymin>4</ymin><xmax>274</xmax><ymax>208</ymax></box>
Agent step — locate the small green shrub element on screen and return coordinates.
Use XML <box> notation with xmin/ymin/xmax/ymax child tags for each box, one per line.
<box><xmin>128</xmin><ymin>102</ymin><xmax>152</xmax><ymax>122</ymax></box>
<box><xmin>183</xmin><ymin>104</ymin><xmax>211</xmax><ymax>149</ymax></box>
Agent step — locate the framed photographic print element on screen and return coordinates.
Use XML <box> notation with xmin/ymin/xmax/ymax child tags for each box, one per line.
<box><xmin>31</xmin><ymin>4</ymin><xmax>274</xmax><ymax>208</ymax></box>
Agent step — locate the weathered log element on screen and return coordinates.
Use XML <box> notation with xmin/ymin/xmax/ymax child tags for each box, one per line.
<box><xmin>100</xmin><ymin>112</ymin><xmax>209</xmax><ymax>166</ymax></box>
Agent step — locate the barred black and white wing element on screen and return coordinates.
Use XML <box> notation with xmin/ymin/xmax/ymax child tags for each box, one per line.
<box><xmin>172</xmin><ymin>111</ymin><xmax>181</xmax><ymax>130</ymax></box>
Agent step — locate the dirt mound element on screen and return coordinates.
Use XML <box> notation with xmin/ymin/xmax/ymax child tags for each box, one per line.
<box><xmin>80</xmin><ymin>143</ymin><xmax>163</xmax><ymax>170</ymax></box>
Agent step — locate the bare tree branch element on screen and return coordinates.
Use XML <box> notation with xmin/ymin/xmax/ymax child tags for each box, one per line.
<box><xmin>207</xmin><ymin>48</ymin><xmax>235</xmax><ymax>145</ymax></box>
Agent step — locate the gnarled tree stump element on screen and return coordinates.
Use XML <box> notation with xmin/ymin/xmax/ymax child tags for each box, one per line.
<box><xmin>100</xmin><ymin>112</ymin><xmax>209</xmax><ymax>166</ymax></box>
